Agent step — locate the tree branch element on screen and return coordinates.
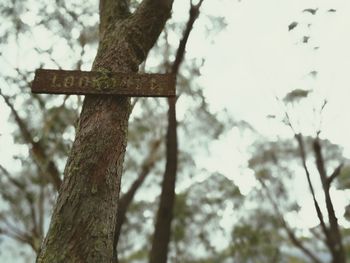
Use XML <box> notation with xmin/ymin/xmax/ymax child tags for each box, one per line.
<box><xmin>99</xmin><ymin>0</ymin><xmax>131</xmax><ymax>38</ymax></box>
<box><xmin>171</xmin><ymin>0</ymin><xmax>204</xmax><ymax>75</ymax></box>
<box><xmin>284</xmin><ymin>226</ymin><xmax>321</xmax><ymax>263</ymax></box>
<box><xmin>0</xmin><ymin>164</ymin><xmax>25</xmax><ymax>190</ymax></box>
<box><xmin>0</xmin><ymin>90</ymin><xmax>62</xmax><ymax>191</ymax></box>
<box><xmin>149</xmin><ymin>2</ymin><xmax>203</xmax><ymax>262</ymax></box>
<box><xmin>259</xmin><ymin>179</ymin><xmax>321</xmax><ymax>263</ymax></box>
<box><xmin>0</xmin><ymin>90</ymin><xmax>35</xmax><ymax>146</ymax></box>
<box><xmin>0</xmin><ymin>228</ymin><xmax>32</xmax><ymax>247</ymax></box>
<box><xmin>94</xmin><ymin>0</ymin><xmax>175</xmax><ymax>73</ymax></box>
<box><xmin>312</xmin><ymin>137</ymin><xmax>345</xmax><ymax>261</ymax></box>
<box><xmin>125</xmin><ymin>0</ymin><xmax>175</xmax><ymax>64</ymax></box>
<box><xmin>38</xmin><ymin>181</ymin><xmax>45</xmax><ymax>240</ymax></box>
<box><xmin>294</xmin><ymin>134</ymin><xmax>330</xmax><ymax>243</ymax></box>
<box><xmin>327</xmin><ymin>163</ymin><xmax>343</xmax><ymax>187</ymax></box>
<box><xmin>313</xmin><ymin>137</ymin><xmax>328</xmax><ymax>187</ymax></box>
<box><xmin>113</xmin><ymin>138</ymin><xmax>161</xmax><ymax>262</ymax></box>
<box><xmin>0</xmin><ymin>164</ymin><xmax>41</xmax><ymax>243</ymax></box>
<box><xmin>309</xmin><ymin>227</ymin><xmax>324</xmax><ymax>243</ymax></box>
<box><xmin>134</xmin><ymin>0</ymin><xmax>174</xmax><ymax>20</ymax></box>
<box><xmin>0</xmin><ymin>217</ymin><xmax>37</xmax><ymax>250</ymax></box>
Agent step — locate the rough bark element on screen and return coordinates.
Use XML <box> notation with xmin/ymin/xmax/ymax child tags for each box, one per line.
<box><xmin>149</xmin><ymin>2</ymin><xmax>203</xmax><ymax>262</ymax></box>
<box><xmin>36</xmin><ymin>0</ymin><xmax>173</xmax><ymax>262</ymax></box>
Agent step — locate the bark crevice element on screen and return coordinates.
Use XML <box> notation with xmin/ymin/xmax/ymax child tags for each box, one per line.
<box><xmin>36</xmin><ymin>0</ymin><xmax>174</xmax><ymax>261</ymax></box>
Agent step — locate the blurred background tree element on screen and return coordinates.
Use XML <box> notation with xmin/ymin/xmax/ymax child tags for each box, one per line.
<box><xmin>239</xmin><ymin>5</ymin><xmax>350</xmax><ymax>263</ymax></box>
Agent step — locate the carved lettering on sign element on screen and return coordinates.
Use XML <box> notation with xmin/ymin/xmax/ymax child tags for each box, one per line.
<box><xmin>79</xmin><ymin>76</ymin><xmax>90</xmax><ymax>88</ymax></box>
<box><xmin>51</xmin><ymin>74</ymin><xmax>60</xmax><ymax>88</ymax></box>
<box><xmin>32</xmin><ymin>69</ymin><xmax>176</xmax><ymax>97</ymax></box>
<box><xmin>64</xmin><ymin>76</ymin><xmax>74</xmax><ymax>88</ymax></box>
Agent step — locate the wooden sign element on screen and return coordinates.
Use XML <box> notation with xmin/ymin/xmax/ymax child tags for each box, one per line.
<box><xmin>32</xmin><ymin>69</ymin><xmax>175</xmax><ymax>97</ymax></box>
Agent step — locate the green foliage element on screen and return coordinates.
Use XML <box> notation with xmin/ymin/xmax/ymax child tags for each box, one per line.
<box><xmin>337</xmin><ymin>165</ymin><xmax>350</xmax><ymax>190</ymax></box>
<box><xmin>288</xmin><ymin>22</ymin><xmax>298</xmax><ymax>31</ymax></box>
<box><xmin>286</xmin><ymin>256</ymin><xmax>308</xmax><ymax>263</ymax></box>
<box><xmin>344</xmin><ymin>205</ymin><xmax>350</xmax><ymax>221</ymax></box>
<box><xmin>0</xmin><ymin>0</ymin><xmax>97</xmax><ymax>258</ymax></box>
<box><xmin>119</xmin><ymin>246</ymin><xmax>149</xmax><ymax>263</ymax></box>
<box><xmin>247</xmin><ymin>132</ymin><xmax>349</xmax><ymax>262</ymax></box>
<box><xmin>230</xmin><ymin>210</ymin><xmax>283</xmax><ymax>263</ymax></box>
<box><xmin>118</xmin><ymin>173</ymin><xmax>243</xmax><ymax>262</ymax></box>
<box><xmin>283</xmin><ymin>89</ymin><xmax>311</xmax><ymax>103</ymax></box>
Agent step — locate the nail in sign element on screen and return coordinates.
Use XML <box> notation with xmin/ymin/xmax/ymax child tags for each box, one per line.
<box><xmin>31</xmin><ymin>69</ymin><xmax>176</xmax><ymax>97</ymax></box>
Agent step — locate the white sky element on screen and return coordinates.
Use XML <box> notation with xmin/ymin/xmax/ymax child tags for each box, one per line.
<box><xmin>197</xmin><ymin>0</ymin><xmax>350</xmax><ymax>228</ymax></box>
<box><xmin>183</xmin><ymin>0</ymin><xmax>350</xmax><ymax>229</ymax></box>
<box><xmin>1</xmin><ymin>0</ymin><xmax>350</xmax><ymax>261</ymax></box>
<box><xmin>200</xmin><ymin>0</ymin><xmax>350</xmax><ymax>142</ymax></box>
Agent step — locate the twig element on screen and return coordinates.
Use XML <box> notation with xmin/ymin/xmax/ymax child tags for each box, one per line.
<box><xmin>259</xmin><ymin>179</ymin><xmax>322</xmax><ymax>263</ymax></box>
<box><xmin>0</xmin><ymin>89</ymin><xmax>62</xmax><ymax>191</ymax></box>
<box><xmin>295</xmin><ymin>134</ymin><xmax>330</xmax><ymax>243</ymax></box>
<box><xmin>327</xmin><ymin>163</ymin><xmax>343</xmax><ymax>187</ymax></box>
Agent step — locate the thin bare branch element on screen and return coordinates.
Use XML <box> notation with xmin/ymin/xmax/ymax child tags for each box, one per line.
<box><xmin>0</xmin><ymin>164</ymin><xmax>25</xmax><ymax>190</ymax></box>
<box><xmin>34</xmin><ymin>47</ymin><xmax>63</xmax><ymax>70</ymax></box>
<box><xmin>327</xmin><ymin>163</ymin><xmax>343</xmax><ymax>187</ymax></box>
<box><xmin>27</xmin><ymin>193</ymin><xmax>39</xmax><ymax>238</ymax></box>
<box><xmin>38</xmin><ymin>181</ymin><xmax>45</xmax><ymax>239</ymax></box>
<box><xmin>1</xmin><ymin>218</ymin><xmax>30</xmax><ymax>244</ymax></box>
<box><xmin>313</xmin><ymin>138</ymin><xmax>328</xmax><ymax>186</ymax></box>
<box><xmin>171</xmin><ymin>0</ymin><xmax>204</xmax><ymax>75</ymax></box>
<box><xmin>312</xmin><ymin>137</ymin><xmax>345</xmax><ymax>261</ymax></box>
<box><xmin>0</xmin><ymin>164</ymin><xmax>41</xmax><ymax>240</ymax></box>
<box><xmin>113</xmin><ymin>138</ymin><xmax>161</xmax><ymax>261</ymax></box>
<box><xmin>0</xmin><ymin>90</ymin><xmax>62</xmax><ymax>191</ymax></box>
<box><xmin>259</xmin><ymin>179</ymin><xmax>322</xmax><ymax>263</ymax></box>
<box><xmin>294</xmin><ymin>134</ymin><xmax>330</xmax><ymax>242</ymax></box>
<box><xmin>0</xmin><ymin>89</ymin><xmax>35</xmax><ymax>145</ymax></box>
<box><xmin>316</xmin><ymin>99</ymin><xmax>328</xmax><ymax>134</ymax></box>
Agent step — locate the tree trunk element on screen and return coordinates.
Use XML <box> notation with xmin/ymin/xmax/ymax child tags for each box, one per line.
<box><xmin>149</xmin><ymin>3</ymin><xmax>203</xmax><ymax>262</ymax></box>
<box><xmin>313</xmin><ymin>138</ymin><xmax>346</xmax><ymax>263</ymax></box>
<box><xmin>36</xmin><ymin>0</ymin><xmax>173</xmax><ymax>262</ymax></box>
<box><xmin>149</xmin><ymin>97</ymin><xmax>177</xmax><ymax>263</ymax></box>
<box><xmin>113</xmin><ymin>139</ymin><xmax>161</xmax><ymax>262</ymax></box>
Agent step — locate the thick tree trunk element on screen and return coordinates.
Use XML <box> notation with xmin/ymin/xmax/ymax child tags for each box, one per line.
<box><xmin>36</xmin><ymin>0</ymin><xmax>173</xmax><ymax>262</ymax></box>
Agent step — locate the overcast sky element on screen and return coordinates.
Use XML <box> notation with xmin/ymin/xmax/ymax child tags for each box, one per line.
<box><xmin>191</xmin><ymin>0</ymin><xmax>350</xmax><ymax>227</ymax></box>
<box><xmin>201</xmin><ymin>0</ymin><xmax>350</xmax><ymax>144</ymax></box>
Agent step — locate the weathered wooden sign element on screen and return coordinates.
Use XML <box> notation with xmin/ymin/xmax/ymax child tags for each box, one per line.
<box><xmin>32</xmin><ymin>69</ymin><xmax>176</xmax><ymax>97</ymax></box>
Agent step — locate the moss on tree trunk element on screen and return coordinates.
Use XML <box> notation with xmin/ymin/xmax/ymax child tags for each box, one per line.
<box><xmin>36</xmin><ymin>0</ymin><xmax>173</xmax><ymax>262</ymax></box>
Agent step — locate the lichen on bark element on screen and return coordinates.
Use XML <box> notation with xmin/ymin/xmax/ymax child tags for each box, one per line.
<box><xmin>36</xmin><ymin>0</ymin><xmax>174</xmax><ymax>262</ymax></box>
